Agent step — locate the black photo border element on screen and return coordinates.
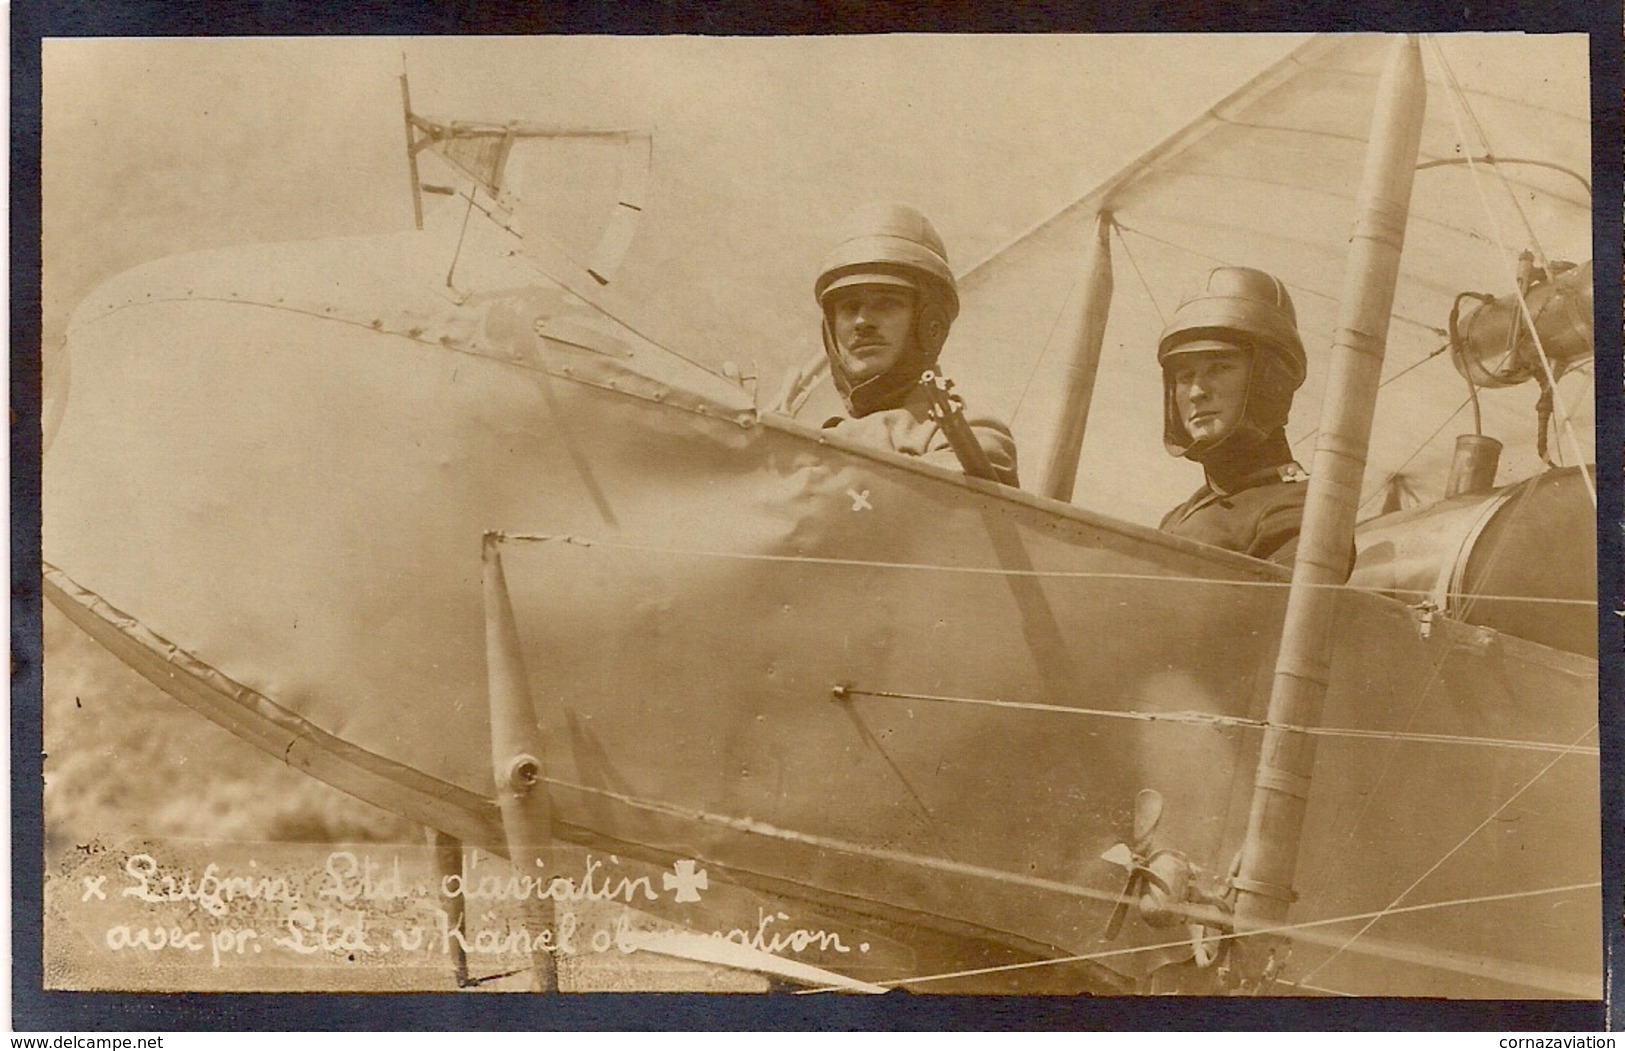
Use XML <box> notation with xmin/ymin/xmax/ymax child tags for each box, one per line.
<box><xmin>11</xmin><ymin>0</ymin><xmax>1620</xmax><ymax>1032</ymax></box>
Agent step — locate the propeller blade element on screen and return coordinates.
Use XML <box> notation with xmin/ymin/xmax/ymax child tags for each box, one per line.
<box><xmin>1104</xmin><ymin>900</ymin><xmax>1131</xmax><ymax>940</ymax></box>
<box><xmin>1100</xmin><ymin>842</ymin><xmax>1135</xmax><ymax>869</ymax></box>
<box><xmin>1133</xmin><ymin>788</ymin><xmax>1164</xmax><ymax>851</ymax></box>
<box><xmin>1103</xmin><ymin>871</ymin><xmax>1146</xmax><ymax>940</ymax></box>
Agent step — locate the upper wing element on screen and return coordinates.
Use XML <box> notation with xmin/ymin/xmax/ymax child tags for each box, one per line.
<box><xmin>944</xmin><ymin>34</ymin><xmax>1593</xmax><ymax>524</ymax></box>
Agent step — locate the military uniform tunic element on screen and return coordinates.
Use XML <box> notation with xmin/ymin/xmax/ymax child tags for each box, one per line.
<box><xmin>822</xmin><ymin>385</ymin><xmax>1019</xmax><ymax>488</ymax></box>
<box><xmin>1159</xmin><ymin>462</ymin><xmax>1308</xmax><ymax>562</ymax></box>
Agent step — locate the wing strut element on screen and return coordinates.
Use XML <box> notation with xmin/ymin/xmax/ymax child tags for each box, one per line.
<box><xmin>398</xmin><ymin>78</ymin><xmax>652</xmax><ymax>284</ymax></box>
<box><xmin>483</xmin><ymin>533</ymin><xmax>561</xmax><ymax>992</ymax></box>
<box><xmin>1230</xmin><ymin>35</ymin><xmax>1428</xmax><ymax>991</ymax></box>
<box><xmin>1037</xmin><ymin>211</ymin><xmax>1115</xmax><ymax>502</ymax></box>
<box><xmin>400</xmin><ymin>69</ymin><xmax>425</xmax><ymax>230</ymax></box>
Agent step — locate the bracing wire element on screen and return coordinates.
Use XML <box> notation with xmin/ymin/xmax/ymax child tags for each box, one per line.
<box><xmin>841</xmin><ymin>685</ymin><xmax>1597</xmax><ymax>756</ymax></box>
<box><xmin>1426</xmin><ymin>40</ymin><xmax>1565</xmax><ymax>268</ymax></box>
<box><xmin>1295</xmin><ymin>721</ymin><xmax>1599</xmax><ymax>987</ymax></box>
<box><xmin>1297</xmin><ymin>466</ymin><xmax>1586</xmax><ymax>899</ymax></box>
<box><xmin>491</xmin><ymin>531</ymin><xmax>1594</xmax><ymax>609</ymax></box>
<box><xmin>1351</xmin><ymin>395</ymin><xmax>1472</xmax><ymax>517</ymax></box>
<box><xmin>1415</xmin><ymin>155</ymin><xmax>1591</xmax><ymax>199</ymax></box>
<box><xmin>1004</xmin><ymin>215</ymin><xmax>1165</xmax><ymax>431</ymax></box>
<box><xmin>445</xmin><ymin>190</ymin><xmax>478</xmax><ymax>291</ymax></box>
<box><xmin>1006</xmin><ymin>242</ymin><xmax>1091</xmax><ymax>429</ymax></box>
<box><xmin>1112</xmin><ymin>220</ymin><xmax>1447</xmax><ymax>340</ymax></box>
<box><xmin>448</xmin><ymin>179</ymin><xmax>725</xmax><ymax>381</ymax></box>
<box><xmin>538</xmin><ymin>771</ymin><xmax>1598</xmax><ymax>996</ymax></box>
<box><xmin>1112</xmin><ymin>221</ymin><xmax>1169</xmax><ymax>327</ymax></box>
<box><xmin>1375</xmin><ymin>339</ymin><xmax>1454</xmax><ymax>387</ymax></box>
<box><xmin>790</xmin><ymin>880</ymin><xmax>1599</xmax><ymax>995</ymax></box>
<box><xmin>504</xmin><ymin>528</ymin><xmax>1599</xmax><ymax>956</ymax></box>
<box><xmin>1293</xmin><ymin>341</ymin><xmax>1459</xmax><ymax>461</ymax></box>
<box><xmin>1004</xmin><ymin>215</ymin><xmax>1164</xmax><ymax>431</ymax></box>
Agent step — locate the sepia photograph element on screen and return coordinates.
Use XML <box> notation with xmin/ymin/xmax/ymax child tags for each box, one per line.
<box><xmin>33</xmin><ymin>29</ymin><xmax>1603</xmax><ymax>1015</ymax></box>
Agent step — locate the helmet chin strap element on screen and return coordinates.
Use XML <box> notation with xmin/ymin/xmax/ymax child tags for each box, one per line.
<box><xmin>1184</xmin><ymin>416</ymin><xmax>1268</xmax><ymax>464</ymax></box>
<box><xmin>1162</xmin><ymin>344</ymin><xmax>1296</xmax><ymax>462</ymax></box>
<box><xmin>1178</xmin><ymin>373</ymin><xmax>1267</xmax><ymax>463</ymax></box>
<box><xmin>821</xmin><ymin>305</ymin><xmax>946</xmax><ymax>418</ymax></box>
<box><xmin>1194</xmin><ymin>425</ymin><xmax>1296</xmax><ymax>495</ymax></box>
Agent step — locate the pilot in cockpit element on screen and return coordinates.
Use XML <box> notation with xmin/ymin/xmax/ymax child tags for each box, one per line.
<box><xmin>815</xmin><ymin>202</ymin><xmax>1019</xmax><ymax>488</ymax></box>
<box><xmin>1157</xmin><ymin>266</ymin><xmax>1311</xmax><ymax>563</ymax></box>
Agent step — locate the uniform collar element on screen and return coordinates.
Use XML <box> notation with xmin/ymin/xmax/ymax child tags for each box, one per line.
<box><xmin>1207</xmin><ymin>459</ymin><xmax>1308</xmax><ymax>498</ymax></box>
<box><xmin>1198</xmin><ymin>428</ymin><xmax>1299</xmax><ymax>494</ymax></box>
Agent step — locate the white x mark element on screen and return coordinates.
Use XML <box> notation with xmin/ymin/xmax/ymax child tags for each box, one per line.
<box><xmin>81</xmin><ymin>875</ymin><xmax>107</xmax><ymax>901</ymax></box>
<box><xmin>847</xmin><ymin>488</ymin><xmax>873</xmax><ymax>512</ymax></box>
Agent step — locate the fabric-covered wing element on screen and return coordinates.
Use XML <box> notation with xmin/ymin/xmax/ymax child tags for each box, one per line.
<box><xmin>942</xmin><ymin>34</ymin><xmax>1592</xmax><ymax>525</ymax></box>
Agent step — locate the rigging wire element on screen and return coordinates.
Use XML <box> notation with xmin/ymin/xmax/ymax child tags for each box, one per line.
<box><xmin>492</xmin><ymin>531</ymin><xmax>1595</xmax><ymax>608</ymax></box>
<box><xmin>509</xmin><ymin>515</ymin><xmax>1599</xmax><ymax>924</ymax></box>
<box><xmin>1293</xmin><ymin>53</ymin><xmax>1603</xmax><ymax>897</ymax></box>
<box><xmin>516</xmin><ymin>512</ymin><xmax>1599</xmax><ymax>924</ymax></box>
<box><xmin>1425</xmin><ymin>35</ymin><xmax>1595</xmax><ymax>506</ymax></box>
<box><xmin>1290</xmin><ymin>339</ymin><xmax>1454</xmax><ymax>455</ymax></box>
<box><xmin>1001</xmin><ymin>214</ymin><xmax>1166</xmax><ymax>450</ymax></box>
<box><xmin>448</xmin><ymin>184</ymin><xmax>726</xmax><ymax>380</ymax></box>
<box><xmin>1299</xmin><ymin>413</ymin><xmax>1581</xmax><ymax>864</ymax></box>
<box><xmin>1112</xmin><ymin>219</ymin><xmax>1448</xmax><ymax>340</ymax></box>
<box><xmin>1273</xmin><ymin>978</ymin><xmax>1358</xmax><ymax>998</ymax></box>
<box><xmin>1427</xmin><ymin>38</ymin><xmax>1560</xmax><ymax>269</ymax></box>
<box><xmin>1295</xmin><ymin>721</ymin><xmax>1599</xmax><ymax>988</ymax></box>
<box><xmin>1378</xmin><ymin>340</ymin><xmax>1454</xmax><ymax>386</ymax></box>
<box><xmin>1142</xmin><ymin>164</ymin><xmax>1558</xmax><ymax>263</ymax></box>
<box><xmin>791</xmin><ymin>880</ymin><xmax>1599</xmax><ymax>995</ymax></box>
<box><xmin>1297</xmin><ymin>459</ymin><xmax>1588</xmax><ymax>901</ymax></box>
<box><xmin>1112</xmin><ymin>220</ymin><xmax>1169</xmax><ymax>326</ymax></box>
<box><xmin>506</xmin><ymin>524</ymin><xmax>1600</xmax><ymax>940</ymax></box>
<box><xmin>1352</xmin><ymin>394</ymin><xmax>1473</xmax><ymax>518</ymax></box>
<box><xmin>841</xmin><ymin>685</ymin><xmax>1598</xmax><ymax>756</ymax></box>
<box><xmin>445</xmin><ymin>190</ymin><xmax>477</xmax><ymax>291</ymax></box>
<box><xmin>1006</xmin><ymin>234</ymin><xmax>1092</xmax><ymax>429</ymax></box>
<box><xmin>842</xmin><ymin>701</ymin><xmax>965</xmax><ymax>864</ymax></box>
<box><xmin>544</xmin><ymin>771</ymin><xmax>1597</xmax><ymax>995</ymax></box>
<box><xmin>1001</xmin><ymin>214</ymin><xmax>1166</xmax><ymax>445</ymax></box>
<box><xmin>1419</xmin><ymin>53</ymin><xmax>1599</xmax><ymax>658</ymax></box>
<box><xmin>1077</xmin><ymin>216</ymin><xmax>1479</xmax><ymax>506</ymax></box>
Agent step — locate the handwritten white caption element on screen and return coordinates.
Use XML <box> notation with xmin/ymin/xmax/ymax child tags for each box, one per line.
<box><xmin>91</xmin><ymin>850</ymin><xmax>863</xmax><ymax>968</ymax></box>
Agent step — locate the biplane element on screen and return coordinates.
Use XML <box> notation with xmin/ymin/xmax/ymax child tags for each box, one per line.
<box><xmin>42</xmin><ymin>33</ymin><xmax>1600</xmax><ymax>996</ymax></box>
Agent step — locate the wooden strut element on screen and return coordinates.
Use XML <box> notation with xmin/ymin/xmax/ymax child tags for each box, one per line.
<box><xmin>400</xmin><ymin>72</ymin><xmax>424</xmax><ymax>231</ymax></box>
<box><xmin>427</xmin><ymin>828</ymin><xmax>469</xmax><ymax>987</ymax></box>
<box><xmin>483</xmin><ymin>535</ymin><xmax>560</xmax><ymax>992</ymax></box>
<box><xmin>1230</xmin><ymin>35</ymin><xmax>1428</xmax><ymax>989</ymax></box>
<box><xmin>1038</xmin><ymin>210</ymin><xmax>1114</xmax><ymax>503</ymax></box>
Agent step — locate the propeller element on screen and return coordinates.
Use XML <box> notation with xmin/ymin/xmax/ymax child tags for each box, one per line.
<box><xmin>1101</xmin><ymin>789</ymin><xmax>1167</xmax><ymax>940</ymax></box>
<box><xmin>1100</xmin><ymin>791</ymin><xmax>1244</xmax><ymax>990</ymax></box>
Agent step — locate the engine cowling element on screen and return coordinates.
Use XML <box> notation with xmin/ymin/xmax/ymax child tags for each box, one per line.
<box><xmin>1350</xmin><ymin>465</ymin><xmax>1596</xmax><ymax>657</ymax></box>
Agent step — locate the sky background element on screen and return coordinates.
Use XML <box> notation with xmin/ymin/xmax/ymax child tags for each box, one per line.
<box><xmin>42</xmin><ymin>34</ymin><xmax>1593</xmax><ymax>525</ymax></box>
<box><xmin>43</xmin><ymin>34</ymin><xmax>1306</xmax><ymax>344</ymax></box>
<box><xmin>42</xmin><ymin>34</ymin><xmax>1305</xmax><ymax>526</ymax></box>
